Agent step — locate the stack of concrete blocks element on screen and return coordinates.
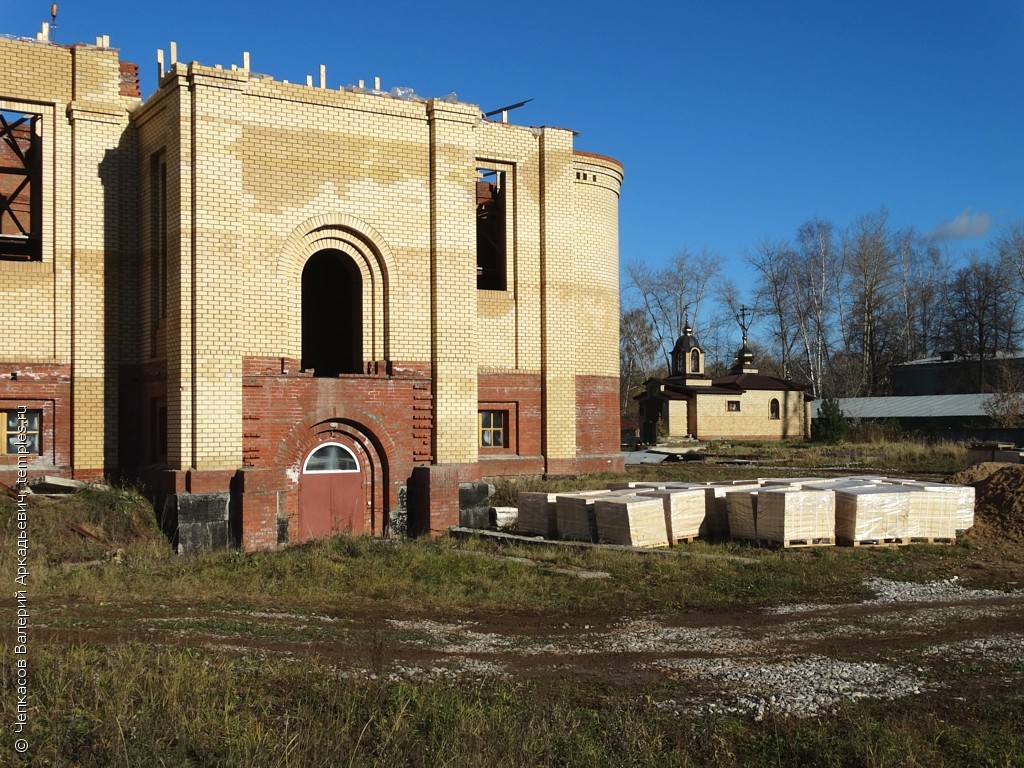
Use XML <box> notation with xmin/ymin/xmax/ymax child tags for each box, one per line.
<box><xmin>707</xmin><ymin>482</ymin><xmax>762</xmax><ymax>536</ymax></box>
<box><xmin>965</xmin><ymin>443</ymin><xmax>1024</xmax><ymax>465</ymax></box>
<box><xmin>516</xmin><ymin>492</ymin><xmax>560</xmax><ymax>537</ymax></box>
<box><xmin>637</xmin><ymin>488</ymin><xmax>707</xmax><ymax>542</ymax></box>
<box><xmin>834</xmin><ymin>485</ymin><xmax>912</xmax><ymax>545</ymax></box>
<box><xmin>929</xmin><ymin>484</ymin><xmax>975</xmax><ymax>534</ymax></box>
<box><xmin>755</xmin><ymin>487</ymin><xmax>835</xmax><ymax>546</ymax></box>
<box><xmin>725</xmin><ymin>490</ymin><xmax>759</xmax><ymax>540</ymax></box>
<box><xmin>881</xmin><ymin>479</ymin><xmax>972</xmax><ymax>540</ymax></box>
<box><xmin>555</xmin><ymin>490</ymin><xmax>614</xmax><ymax>542</ymax></box>
<box><xmin>594</xmin><ymin>495</ymin><xmax>670</xmax><ymax>548</ymax></box>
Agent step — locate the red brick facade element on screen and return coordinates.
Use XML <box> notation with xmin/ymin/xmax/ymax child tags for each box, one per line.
<box><xmin>0</xmin><ymin>363</ymin><xmax>72</xmax><ymax>486</ymax></box>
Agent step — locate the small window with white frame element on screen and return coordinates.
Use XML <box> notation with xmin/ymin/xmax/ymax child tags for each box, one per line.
<box><xmin>2</xmin><ymin>408</ymin><xmax>41</xmax><ymax>455</ymax></box>
<box><xmin>303</xmin><ymin>443</ymin><xmax>360</xmax><ymax>473</ymax></box>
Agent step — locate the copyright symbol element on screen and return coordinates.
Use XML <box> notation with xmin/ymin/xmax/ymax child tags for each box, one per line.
<box><xmin>14</xmin><ymin>739</ymin><xmax>28</xmax><ymax>753</ymax></box>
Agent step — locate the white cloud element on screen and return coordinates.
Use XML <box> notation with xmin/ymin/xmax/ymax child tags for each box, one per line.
<box><xmin>925</xmin><ymin>208</ymin><xmax>992</xmax><ymax>242</ymax></box>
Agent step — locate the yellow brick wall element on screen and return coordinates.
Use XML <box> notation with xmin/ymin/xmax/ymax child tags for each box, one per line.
<box><xmin>0</xmin><ymin>38</ymin><xmax>137</xmax><ymax>471</ymax></box>
<box><xmin>693</xmin><ymin>389</ymin><xmax>807</xmax><ymax>440</ymax></box>
<box><xmin>537</xmin><ymin>128</ymin><xmax>578</xmax><ymax>462</ymax></box>
<box><xmin>573</xmin><ymin>154</ymin><xmax>623</xmax><ymax>380</ymax></box>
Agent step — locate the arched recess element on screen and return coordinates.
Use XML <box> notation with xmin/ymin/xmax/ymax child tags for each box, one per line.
<box><xmin>278</xmin><ymin>214</ymin><xmax>398</xmax><ymax>364</ymax></box>
<box><xmin>302</xmin><ymin>249</ymin><xmax>362</xmax><ymax>375</ymax></box>
<box><xmin>274</xmin><ymin>405</ymin><xmax>400</xmax><ymax>539</ymax></box>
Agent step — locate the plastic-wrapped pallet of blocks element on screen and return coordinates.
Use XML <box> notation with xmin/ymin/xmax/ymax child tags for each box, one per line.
<box><xmin>725</xmin><ymin>489</ymin><xmax>759</xmax><ymax>540</ymax></box>
<box><xmin>756</xmin><ymin>488</ymin><xmax>835</xmax><ymax>547</ymax></box>
<box><xmin>925</xmin><ymin>484</ymin><xmax>975</xmax><ymax>533</ymax></box>
<box><xmin>555</xmin><ymin>491</ymin><xmax>613</xmax><ymax>542</ymax></box>
<box><xmin>637</xmin><ymin>488</ymin><xmax>707</xmax><ymax>542</ymax></box>
<box><xmin>516</xmin><ymin>492</ymin><xmax>559</xmax><ymax>537</ymax></box>
<box><xmin>594</xmin><ymin>495</ymin><xmax>670</xmax><ymax>548</ymax></box>
<box><xmin>704</xmin><ymin>483</ymin><xmax>761</xmax><ymax>536</ymax></box>
<box><xmin>906</xmin><ymin>489</ymin><xmax>960</xmax><ymax>541</ymax></box>
<box><xmin>834</xmin><ymin>485</ymin><xmax>911</xmax><ymax>545</ymax></box>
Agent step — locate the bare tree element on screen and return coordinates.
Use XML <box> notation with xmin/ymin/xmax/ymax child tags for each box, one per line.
<box><xmin>982</xmin><ymin>361</ymin><xmax>1024</xmax><ymax>427</ymax></box>
<box><xmin>995</xmin><ymin>221</ymin><xmax>1024</xmax><ymax>301</ymax></box>
<box><xmin>792</xmin><ymin>218</ymin><xmax>841</xmax><ymax>397</ymax></box>
<box><xmin>623</xmin><ymin>249</ymin><xmax>722</xmax><ymax>371</ymax></box>
<box><xmin>745</xmin><ymin>238</ymin><xmax>797</xmax><ymax>378</ymax></box>
<box><xmin>619</xmin><ymin>308</ymin><xmax>661</xmax><ymax>417</ymax></box>
<box><xmin>843</xmin><ymin>208</ymin><xmax>898</xmax><ymax>395</ymax></box>
<box><xmin>937</xmin><ymin>254</ymin><xmax>1021</xmax><ymax>390</ymax></box>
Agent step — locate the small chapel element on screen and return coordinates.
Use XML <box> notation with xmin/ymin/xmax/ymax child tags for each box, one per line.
<box><xmin>637</xmin><ymin>325</ymin><xmax>812</xmax><ymax>443</ymax></box>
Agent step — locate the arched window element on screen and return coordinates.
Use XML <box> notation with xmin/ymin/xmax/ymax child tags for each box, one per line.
<box><xmin>769</xmin><ymin>398</ymin><xmax>780</xmax><ymax>420</ymax></box>
<box><xmin>302</xmin><ymin>249</ymin><xmax>362</xmax><ymax>376</ymax></box>
<box><xmin>690</xmin><ymin>348</ymin><xmax>700</xmax><ymax>373</ymax></box>
<box><xmin>303</xmin><ymin>442</ymin><xmax>360</xmax><ymax>473</ymax></box>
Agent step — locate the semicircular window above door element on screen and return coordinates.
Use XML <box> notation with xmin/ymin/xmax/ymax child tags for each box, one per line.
<box><xmin>302</xmin><ymin>443</ymin><xmax>360</xmax><ymax>473</ymax></box>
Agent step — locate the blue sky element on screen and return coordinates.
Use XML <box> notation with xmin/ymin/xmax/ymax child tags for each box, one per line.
<box><xmin>6</xmin><ymin>1</ymin><xmax>1022</xmax><ymax>302</ymax></box>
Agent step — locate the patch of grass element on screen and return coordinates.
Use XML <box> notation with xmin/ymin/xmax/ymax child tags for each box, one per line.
<box><xmin>0</xmin><ymin>483</ymin><xmax>165</xmax><ymax>571</ymax></box>
<box><xmin>5</xmin><ymin>639</ymin><xmax>1022</xmax><ymax>767</ymax></box>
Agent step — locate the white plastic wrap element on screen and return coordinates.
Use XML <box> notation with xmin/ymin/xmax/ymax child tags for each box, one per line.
<box><xmin>594</xmin><ymin>495</ymin><xmax>670</xmax><ymax>548</ymax></box>
<box><xmin>834</xmin><ymin>485</ymin><xmax>911</xmax><ymax>543</ymax></box>
<box><xmin>756</xmin><ymin>488</ymin><xmax>835</xmax><ymax>544</ymax></box>
<box><xmin>637</xmin><ymin>488</ymin><xmax>707</xmax><ymax>541</ymax></box>
<box><xmin>725</xmin><ymin>490</ymin><xmax>758</xmax><ymax>540</ymax></box>
<box><xmin>921</xmin><ymin>484</ymin><xmax>975</xmax><ymax>534</ymax></box>
<box><xmin>706</xmin><ymin>483</ymin><xmax>761</xmax><ymax>536</ymax></box>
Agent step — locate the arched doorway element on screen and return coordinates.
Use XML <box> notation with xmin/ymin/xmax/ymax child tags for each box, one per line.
<box><xmin>302</xmin><ymin>249</ymin><xmax>362</xmax><ymax>376</ymax></box>
<box><xmin>298</xmin><ymin>442</ymin><xmax>365</xmax><ymax>541</ymax></box>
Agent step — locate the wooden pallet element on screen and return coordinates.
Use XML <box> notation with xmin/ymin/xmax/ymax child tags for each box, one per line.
<box><xmin>909</xmin><ymin>536</ymin><xmax>956</xmax><ymax>545</ymax></box>
<box><xmin>671</xmin><ymin>535</ymin><xmax>698</xmax><ymax>545</ymax></box>
<box><xmin>837</xmin><ymin>536</ymin><xmax>910</xmax><ymax>547</ymax></box>
<box><xmin>772</xmin><ymin>537</ymin><xmax>833</xmax><ymax>549</ymax></box>
<box><xmin>736</xmin><ymin>537</ymin><xmax>834</xmax><ymax>549</ymax></box>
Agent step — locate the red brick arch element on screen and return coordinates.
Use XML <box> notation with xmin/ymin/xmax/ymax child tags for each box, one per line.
<box><xmin>274</xmin><ymin>404</ymin><xmax>400</xmax><ymax>538</ymax></box>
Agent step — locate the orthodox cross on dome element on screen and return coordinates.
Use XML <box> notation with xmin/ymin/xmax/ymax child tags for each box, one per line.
<box><xmin>735</xmin><ymin>305</ymin><xmax>752</xmax><ymax>343</ymax></box>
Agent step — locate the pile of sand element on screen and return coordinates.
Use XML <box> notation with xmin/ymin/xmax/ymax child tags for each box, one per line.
<box><xmin>948</xmin><ymin>462</ymin><xmax>1024</xmax><ymax>540</ymax></box>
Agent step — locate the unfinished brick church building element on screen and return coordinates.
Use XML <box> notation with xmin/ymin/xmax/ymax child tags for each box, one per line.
<box><xmin>0</xmin><ymin>30</ymin><xmax>623</xmax><ymax>550</ymax></box>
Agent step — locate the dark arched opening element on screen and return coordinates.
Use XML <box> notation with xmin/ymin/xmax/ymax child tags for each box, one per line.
<box><xmin>302</xmin><ymin>249</ymin><xmax>362</xmax><ymax>376</ymax></box>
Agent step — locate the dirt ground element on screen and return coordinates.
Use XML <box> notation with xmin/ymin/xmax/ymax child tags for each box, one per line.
<box><xmin>13</xmin><ymin>462</ymin><xmax>1024</xmax><ymax>719</ymax></box>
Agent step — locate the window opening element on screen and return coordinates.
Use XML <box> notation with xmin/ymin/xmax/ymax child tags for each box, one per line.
<box><xmin>0</xmin><ymin>111</ymin><xmax>42</xmax><ymax>261</ymax></box>
<box><xmin>727</xmin><ymin>400</ymin><xmax>741</xmax><ymax>412</ymax></box>
<box><xmin>302</xmin><ymin>249</ymin><xmax>362</xmax><ymax>376</ymax></box>
<box><xmin>303</xmin><ymin>442</ymin><xmax>360</xmax><ymax>473</ymax></box>
<box><xmin>769</xmin><ymin>398</ymin><xmax>780</xmax><ymax>420</ymax></box>
<box><xmin>2</xmin><ymin>408</ymin><xmax>41</xmax><ymax>455</ymax></box>
<box><xmin>479</xmin><ymin>410</ymin><xmax>506</xmax><ymax>448</ymax></box>
<box><xmin>476</xmin><ymin>167</ymin><xmax>507</xmax><ymax>290</ymax></box>
<box><xmin>690</xmin><ymin>348</ymin><xmax>700</xmax><ymax>373</ymax></box>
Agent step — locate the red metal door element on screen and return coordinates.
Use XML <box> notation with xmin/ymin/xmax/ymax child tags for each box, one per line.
<box><xmin>298</xmin><ymin>443</ymin><xmax>364</xmax><ymax>541</ymax></box>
